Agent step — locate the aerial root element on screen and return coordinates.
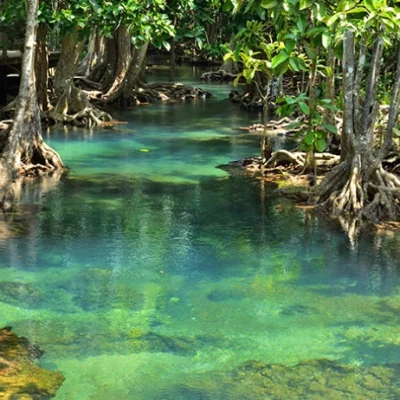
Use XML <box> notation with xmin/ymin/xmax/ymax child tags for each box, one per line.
<box><xmin>102</xmin><ymin>82</ymin><xmax>213</xmax><ymax>106</ymax></box>
<box><xmin>317</xmin><ymin>157</ymin><xmax>400</xmax><ymax>221</ymax></box>
<box><xmin>264</xmin><ymin>150</ymin><xmax>339</xmax><ymax>171</ymax></box>
<box><xmin>363</xmin><ymin>166</ymin><xmax>400</xmax><ymax>220</ymax></box>
<box><xmin>15</xmin><ymin>138</ymin><xmax>64</xmax><ymax>176</ymax></box>
<box><xmin>200</xmin><ymin>70</ymin><xmax>238</xmax><ymax>82</ymax></box>
<box><xmin>135</xmin><ymin>83</ymin><xmax>213</xmax><ymax>102</ymax></box>
<box><xmin>238</xmin><ymin>116</ymin><xmax>306</xmax><ymax>135</ymax></box>
<box><xmin>264</xmin><ymin>150</ymin><xmax>306</xmax><ymax>168</ymax></box>
<box><xmin>331</xmin><ymin>155</ymin><xmax>364</xmax><ymax>216</ymax></box>
<box><xmin>48</xmin><ymin>86</ymin><xmax>113</xmax><ymax>128</ymax></box>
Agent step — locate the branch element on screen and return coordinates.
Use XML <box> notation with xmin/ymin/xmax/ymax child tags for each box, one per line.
<box><xmin>361</xmin><ymin>37</ymin><xmax>383</xmax><ymax>138</ymax></box>
<box><xmin>353</xmin><ymin>38</ymin><xmax>366</xmax><ymax>136</ymax></box>
<box><xmin>342</xmin><ymin>30</ymin><xmax>356</xmax><ymax>152</ymax></box>
<box><xmin>381</xmin><ymin>42</ymin><xmax>400</xmax><ymax>159</ymax></box>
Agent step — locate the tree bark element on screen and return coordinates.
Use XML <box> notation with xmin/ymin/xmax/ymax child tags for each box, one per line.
<box><xmin>340</xmin><ymin>30</ymin><xmax>356</xmax><ymax>161</ymax></box>
<box><xmin>1</xmin><ymin>0</ymin><xmax>63</xmax><ymax>206</ymax></box>
<box><xmin>169</xmin><ymin>40</ymin><xmax>176</xmax><ymax>81</ymax></box>
<box><xmin>105</xmin><ymin>40</ymin><xmax>149</xmax><ymax>106</ymax></box>
<box><xmin>324</xmin><ymin>44</ymin><xmax>335</xmax><ymax>128</ymax></box>
<box><xmin>35</xmin><ymin>22</ymin><xmax>50</xmax><ymax>112</ymax></box>
<box><xmin>315</xmin><ymin>30</ymin><xmax>400</xmax><ymax>223</ymax></box>
<box><xmin>381</xmin><ymin>44</ymin><xmax>400</xmax><ymax>158</ymax></box>
<box><xmin>51</xmin><ymin>26</ymin><xmax>112</xmax><ymax>126</ymax></box>
<box><xmin>53</xmin><ymin>27</ymin><xmax>84</xmax><ymax>97</ymax></box>
<box><xmin>77</xmin><ymin>30</ymin><xmax>98</xmax><ymax>77</ymax></box>
<box><xmin>104</xmin><ymin>25</ymin><xmax>132</xmax><ymax>97</ymax></box>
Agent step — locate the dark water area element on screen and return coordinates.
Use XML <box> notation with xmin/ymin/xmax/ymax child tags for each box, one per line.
<box><xmin>0</xmin><ymin>65</ymin><xmax>400</xmax><ymax>399</ymax></box>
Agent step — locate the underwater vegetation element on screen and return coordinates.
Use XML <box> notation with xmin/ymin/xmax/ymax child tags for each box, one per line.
<box><xmin>0</xmin><ymin>327</ymin><xmax>64</xmax><ymax>399</ymax></box>
<box><xmin>154</xmin><ymin>359</ymin><xmax>400</xmax><ymax>400</ymax></box>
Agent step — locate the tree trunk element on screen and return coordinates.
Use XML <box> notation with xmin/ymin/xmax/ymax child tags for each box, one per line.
<box><xmin>104</xmin><ymin>25</ymin><xmax>132</xmax><ymax>97</ymax></box>
<box><xmin>86</xmin><ymin>35</ymin><xmax>108</xmax><ymax>84</ymax></box>
<box><xmin>169</xmin><ymin>40</ymin><xmax>176</xmax><ymax>81</ymax></box>
<box><xmin>220</xmin><ymin>38</ymin><xmax>239</xmax><ymax>74</ymax></box>
<box><xmin>35</xmin><ymin>23</ymin><xmax>50</xmax><ymax>112</ymax></box>
<box><xmin>1</xmin><ymin>0</ymin><xmax>63</xmax><ymax>206</ymax></box>
<box><xmin>53</xmin><ymin>27</ymin><xmax>84</xmax><ymax>97</ymax></box>
<box><xmin>315</xmin><ymin>31</ymin><xmax>400</xmax><ymax>223</ymax></box>
<box><xmin>324</xmin><ymin>44</ymin><xmax>335</xmax><ymax>128</ymax></box>
<box><xmin>77</xmin><ymin>30</ymin><xmax>98</xmax><ymax>77</ymax></box>
<box><xmin>51</xmin><ymin>27</ymin><xmax>112</xmax><ymax>127</ymax></box>
<box><xmin>105</xmin><ymin>40</ymin><xmax>149</xmax><ymax>106</ymax></box>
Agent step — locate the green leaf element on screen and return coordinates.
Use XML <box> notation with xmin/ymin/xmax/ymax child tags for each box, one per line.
<box><xmin>304</xmin><ymin>43</ymin><xmax>317</xmax><ymax>60</ymax></box>
<box><xmin>140</xmin><ymin>148</ymin><xmax>150</xmax><ymax>153</ymax></box>
<box><xmin>245</xmin><ymin>0</ymin><xmax>255</xmax><ymax>13</ymax></box>
<box><xmin>296</xmin><ymin>15</ymin><xmax>307</xmax><ymax>33</ymax></box>
<box><xmin>289</xmin><ymin>58</ymin><xmax>300</xmax><ymax>71</ymax></box>
<box><xmin>322</xmin><ymin>31</ymin><xmax>331</xmax><ymax>49</ymax></box>
<box><xmin>261</xmin><ymin>0</ymin><xmax>278</xmax><ymax>9</ymax></box>
<box><xmin>326</xmin><ymin>13</ymin><xmax>341</xmax><ymax>27</ymax></box>
<box><xmin>271</xmin><ymin>51</ymin><xmax>289</xmax><ymax>68</ymax></box>
<box><xmin>300</xmin><ymin>0</ymin><xmax>313</xmax><ymax>10</ymax></box>
<box><xmin>345</xmin><ymin>7</ymin><xmax>367</xmax><ymax>14</ymax></box>
<box><xmin>284</xmin><ymin>39</ymin><xmax>296</xmax><ymax>54</ymax></box>
<box><xmin>323</xmin><ymin>104</ymin><xmax>340</xmax><ymax>112</ymax></box>
<box><xmin>256</xmin><ymin>5</ymin><xmax>266</xmax><ymax>19</ymax></box>
<box><xmin>304</xmin><ymin>131</ymin><xmax>314</xmax><ymax>145</ymax></box>
<box><xmin>163</xmin><ymin>41</ymin><xmax>171</xmax><ymax>51</ymax></box>
<box><xmin>274</xmin><ymin>59</ymin><xmax>290</xmax><ymax>76</ymax></box>
<box><xmin>315</xmin><ymin>137</ymin><xmax>327</xmax><ymax>152</ymax></box>
<box><xmin>285</xmin><ymin>96</ymin><xmax>296</xmax><ymax>105</ymax></box>
<box><xmin>299</xmin><ymin>102</ymin><xmax>310</xmax><ymax>115</ymax></box>
<box><xmin>393</xmin><ymin>128</ymin><xmax>400</xmax><ymax>137</ymax></box>
<box><xmin>243</xmin><ymin>68</ymin><xmax>256</xmax><ymax>82</ymax></box>
<box><xmin>296</xmin><ymin>58</ymin><xmax>308</xmax><ymax>71</ymax></box>
<box><xmin>322</xmin><ymin>123</ymin><xmax>337</xmax><ymax>134</ymax></box>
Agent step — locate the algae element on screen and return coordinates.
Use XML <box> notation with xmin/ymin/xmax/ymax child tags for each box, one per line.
<box><xmin>0</xmin><ymin>327</ymin><xmax>64</xmax><ymax>399</ymax></box>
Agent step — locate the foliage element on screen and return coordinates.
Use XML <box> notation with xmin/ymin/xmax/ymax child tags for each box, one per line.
<box><xmin>277</xmin><ymin>94</ymin><xmax>339</xmax><ymax>152</ymax></box>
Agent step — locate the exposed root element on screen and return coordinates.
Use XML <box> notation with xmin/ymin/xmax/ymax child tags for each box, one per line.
<box><xmin>48</xmin><ymin>86</ymin><xmax>113</xmax><ymax>128</ymax></box>
<box><xmin>0</xmin><ymin>120</ymin><xmax>12</xmax><ymax>131</ymax></box>
<box><xmin>238</xmin><ymin>116</ymin><xmax>306</xmax><ymax>136</ymax></box>
<box><xmin>265</xmin><ymin>150</ymin><xmax>339</xmax><ymax>171</ymax></box>
<box><xmin>316</xmin><ymin>156</ymin><xmax>400</xmax><ymax>222</ymax></box>
<box><xmin>229</xmin><ymin>90</ymin><xmax>272</xmax><ymax>112</ymax></box>
<box><xmin>1</xmin><ymin>120</ymin><xmax>63</xmax><ymax>173</ymax></box>
<box><xmin>75</xmin><ymin>77</ymin><xmax>104</xmax><ymax>91</ymax></box>
<box><xmin>200</xmin><ymin>70</ymin><xmax>239</xmax><ymax>82</ymax></box>
<box><xmin>222</xmin><ymin>151</ymin><xmax>340</xmax><ymax>177</ymax></box>
<box><xmin>363</xmin><ymin>166</ymin><xmax>400</xmax><ymax>220</ymax></box>
<box><xmin>332</xmin><ymin>156</ymin><xmax>364</xmax><ymax>217</ymax></box>
<box><xmin>103</xmin><ymin>82</ymin><xmax>213</xmax><ymax>106</ymax></box>
<box><xmin>144</xmin><ymin>83</ymin><xmax>213</xmax><ymax>101</ymax></box>
<box><xmin>264</xmin><ymin>150</ymin><xmax>306</xmax><ymax>169</ymax></box>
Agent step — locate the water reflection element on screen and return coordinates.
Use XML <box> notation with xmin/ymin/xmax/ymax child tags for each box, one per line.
<box><xmin>0</xmin><ymin>66</ymin><xmax>399</xmax><ymax>399</ymax></box>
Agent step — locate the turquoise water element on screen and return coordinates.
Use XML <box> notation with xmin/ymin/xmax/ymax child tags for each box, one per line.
<box><xmin>1</xmin><ymin>66</ymin><xmax>400</xmax><ymax>398</ymax></box>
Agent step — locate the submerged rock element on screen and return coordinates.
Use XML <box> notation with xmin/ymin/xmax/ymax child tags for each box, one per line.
<box><xmin>155</xmin><ymin>359</ymin><xmax>400</xmax><ymax>400</ymax></box>
<box><xmin>127</xmin><ymin>330</ymin><xmax>197</xmax><ymax>355</ymax></box>
<box><xmin>280</xmin><ymin>304</ymin><xmax>316</xmax><ymax>316</ymax></box>
<box><xmin>207</xmin><ymin>288</ymin><xmax>247</xmax><ymax>302</ymax></box>
<box><xmin>0</xmin><ymin>327</ymin><xmax>64</xmax><ymax>399</ymax></box>
<box><xmin>0</xmin><ymin>281</ymin><xmax>42</xmax><ymax>308</ymax></box>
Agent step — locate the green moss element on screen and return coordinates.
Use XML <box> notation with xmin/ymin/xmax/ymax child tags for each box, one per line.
<box><xmin>154</xmin><ymin>359</ymin><xmax>400</xmax><ymax>400</ymax></box>
<box><xmin>0</xmin><ymin>328</ymin><xmax>64</xmax><ymax>399</ymax></box>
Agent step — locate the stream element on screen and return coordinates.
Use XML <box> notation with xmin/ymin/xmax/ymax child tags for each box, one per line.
<box><xmin>0</xmin><ymin>64</ymin><xmax>400</xmax><ymax>399</ymax></box>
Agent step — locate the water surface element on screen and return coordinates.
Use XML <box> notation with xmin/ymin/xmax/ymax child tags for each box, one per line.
<box><xmin>0</xmin><ymin>65</ymin><xmax>400</xmax><ymax>399</ymax></box>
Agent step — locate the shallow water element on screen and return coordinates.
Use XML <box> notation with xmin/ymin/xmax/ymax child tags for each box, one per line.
<box><xmin>1</xmin><ymin>65</ymin><xmax>400</xmax><ymax>399</ymax></box>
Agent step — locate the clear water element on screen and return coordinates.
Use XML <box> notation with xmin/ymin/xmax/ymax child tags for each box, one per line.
<box><xmin>1</xmin><ymin>65</ymin><xmax>400</xmax><ymax>399</ymax></box>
